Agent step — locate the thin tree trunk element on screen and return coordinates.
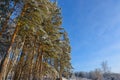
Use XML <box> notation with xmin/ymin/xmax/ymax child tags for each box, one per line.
<box><xmin>39</xmin><ymin>53</ymin><xmax>43</xmax><ymax>80</ymax></box>
<box><xmin>37</xmin><ymin>44</ymin><xmax>43</xmax><ymax>80</ymax></box>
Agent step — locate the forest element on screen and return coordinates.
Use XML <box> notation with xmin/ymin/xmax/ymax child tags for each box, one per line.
<box><xmin>0</xmin><ymin>0</ymin><xmax>72</xmax><ymax>80</ymax></box>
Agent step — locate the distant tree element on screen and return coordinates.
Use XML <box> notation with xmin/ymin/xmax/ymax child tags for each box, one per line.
<box><xmin>78</xmin><ymin>72</ymin><xmax>85</xmax><ymax>78</ymax></box>
<box><xmin>89</xmin><ymin>69</ymin><xmax>103</xmax><ymax>80</ymax></box>
<box><xmin>94</xmin><ymin>68</ymin><xmax>103</xmax><ymax>80</ymax></box>
<box><xmin>101</xmin><ymin>61</ymin><xmax>111</xmax><ymax>73</ymax></box>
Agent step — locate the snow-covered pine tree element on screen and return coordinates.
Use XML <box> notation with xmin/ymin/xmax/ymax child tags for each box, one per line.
<box><xmin>0</xmin><ymin>0</ymin><xmax>72</xmax><ymax>80</ymax></box>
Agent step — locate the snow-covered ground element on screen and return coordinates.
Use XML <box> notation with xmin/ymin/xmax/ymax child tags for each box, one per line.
<box><xmin>62</xmin><ymin>77</ymin><xmax>68</xmax><ymax>80</ymax></box>
<box><xmin>69</xmin><ymin>78</ymin><xmax>92</xmax><ymax>80</ymax></box>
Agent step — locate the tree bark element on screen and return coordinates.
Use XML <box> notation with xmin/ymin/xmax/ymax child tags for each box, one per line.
<box><xmin>0</xmin><ymin>4</ymin><xmax>28</xmax><ymax>80</ymax></box>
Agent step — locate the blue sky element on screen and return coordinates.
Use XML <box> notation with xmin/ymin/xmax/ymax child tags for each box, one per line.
<box><xmin>58</xmin><ymin>0</ymin><xmax>120</xmax><ymax>73</ymax></box>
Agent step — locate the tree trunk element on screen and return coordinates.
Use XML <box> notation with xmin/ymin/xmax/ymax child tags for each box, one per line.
<box><xmin>39</xmin><ymin>52</ymin><xmax>43</xmax><ymax>80</ymax></box>
<box><xmin>0</xmin><ymin>4</ymin><xmax>28</xmax><ymax>79</ymax></box>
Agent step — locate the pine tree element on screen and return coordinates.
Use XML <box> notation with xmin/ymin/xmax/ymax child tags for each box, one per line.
<box><xmin>0</xmin><ymin>0</ymin><xmax>72</xmax><ymax>80</ymax></box>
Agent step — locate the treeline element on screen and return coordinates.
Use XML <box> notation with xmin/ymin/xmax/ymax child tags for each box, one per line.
<box><xmin>73</xmin><ymin>71</ymin><xmax>120</xmax><ymax>80</ymax></box>
<box><xmin>72</xmin><ymin>61</ymin><xmax>120</xmax><ymax>80</ymax></box>
<box><xmin>74</xmin><ymin>69</ymin><xmax>103</xmax><ymax>80</ymax></box>
<box><xmin>0</xmin><ymin>0</ymin><xmax>72</xmax><ymax>80</ymax></box>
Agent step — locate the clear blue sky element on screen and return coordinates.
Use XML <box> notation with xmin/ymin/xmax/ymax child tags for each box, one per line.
<box><xmin>58</xmin><ymin>0</ymin><xmax>120</xmax><ymax>73</ymax></box>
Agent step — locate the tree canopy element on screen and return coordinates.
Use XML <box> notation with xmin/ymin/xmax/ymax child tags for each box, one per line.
<box><xmin>0</xmin><ymin>0</ymin><xmax>72</xmax><ymax>80</ymax></box>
